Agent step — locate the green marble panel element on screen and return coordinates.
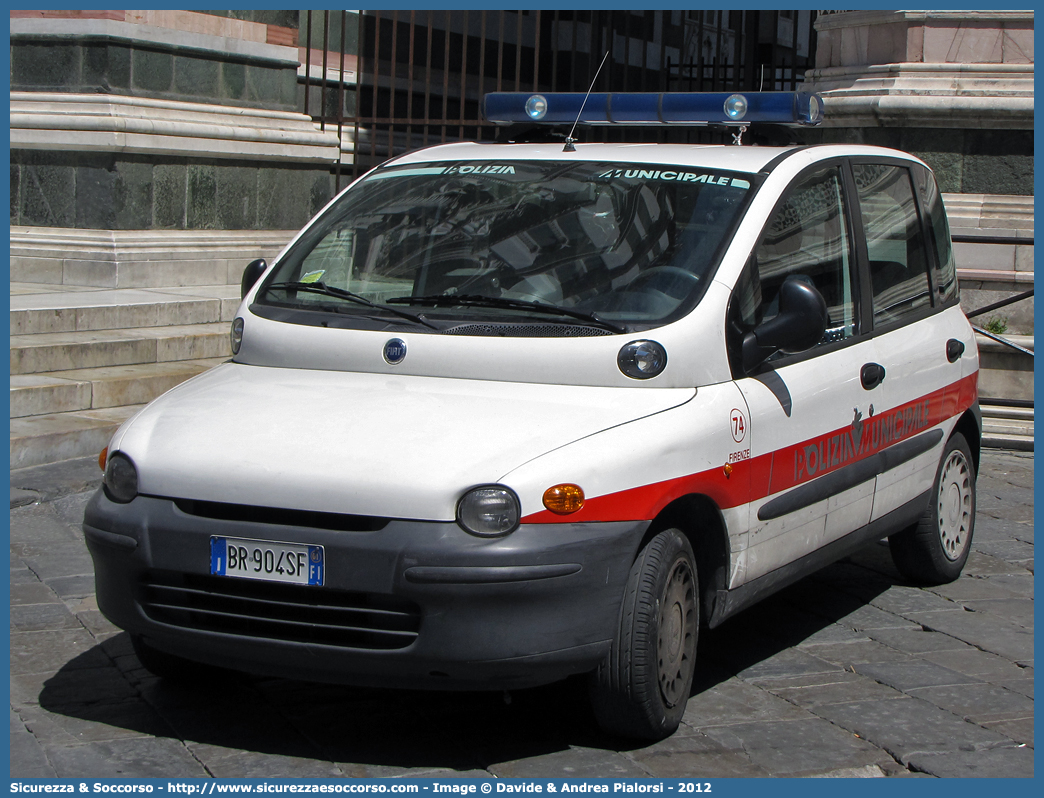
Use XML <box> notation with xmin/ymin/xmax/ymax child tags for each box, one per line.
<box><xmin>154</xmin><ymin>163</ymin><xmax>187</xmax><ymax>228</ymax></box>
<box><xmin>215</xmin><ymin>164</ymin><xmax>258</xmax><ymax>229</ymax></box>
<box><xmin>114</xmin><ymin>160</ymin><xmax>155</xmax><ymax>229</ymax></box>
<box><xmin>19</xmin><ymin>155</ymin><xmax>76</xmax><ymax>228</ymax></box>
<box><xmin>132</xmin><ymin>48</ymin><xmax>174</xmax><ymax>93</ymax></box>
<box><xmin>75</xmin><ymin>157</ymin><xmax>118</xmax><ymax>229</ymax></box>
<box><xmin>11</xmin><ymin>163</ymin><xmax>21</xmax><ymax>225</ymax></box>
<box><xmin>174</xmin><ymin>54</ymin><xmax>219</xmax><ymax>98</ymax></box>
<box><xmin>222</xmin><ymin>61</ymin><xmax>246</xmax><ymax>101</ymax></box>
<box><xmin>187</xmin><ymin>164</ymin><xmax>218</xmax><ymax>229</ymax></box>
<box><xmin>11</xmin><ymin>42</ymin><xmax>79</xmax><ymax>90</ymax></box>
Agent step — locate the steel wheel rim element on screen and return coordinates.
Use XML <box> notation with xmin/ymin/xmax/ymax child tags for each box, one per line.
<box><xmin>657</xmin><ymin>558</ymin><xmax>697</xmax><ymax>708</ymax></box>
<box><xmin>937</xmin><ymin>450</ymin><xmax>972</xmax><ymax>561</ymax></box>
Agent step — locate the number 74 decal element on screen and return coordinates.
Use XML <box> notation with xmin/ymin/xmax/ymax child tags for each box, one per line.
<box><xmin>730</xmin><ymin>408</ymin><xmax>746</xmax><ymax>443</ymax></box>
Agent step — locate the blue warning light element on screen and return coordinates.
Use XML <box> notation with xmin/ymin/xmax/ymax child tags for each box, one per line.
<box><xmin>484</xmin><ymin>91</ymin><xmax>825</xmax><ymax>127</ymax></box>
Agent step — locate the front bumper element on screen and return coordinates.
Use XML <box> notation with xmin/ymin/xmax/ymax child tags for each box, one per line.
<box><xmin>84</xmin><ymin>490</ymin><xmax>646</xmax><ymax>689</ymax></box>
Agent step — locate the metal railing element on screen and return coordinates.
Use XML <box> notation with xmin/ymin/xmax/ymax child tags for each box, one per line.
<box><xmin>299</xmin><ymin>10</ymin><xmax>819</xmax><ymax>189</ymax></box>
<box><xmin>966</xmin><ymin>288</ymin><xmax>1035</xmax><ymax>357</ymax></box>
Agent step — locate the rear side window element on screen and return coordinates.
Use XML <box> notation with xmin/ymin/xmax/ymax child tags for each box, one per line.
<box><xmin>853</xmin><ymin>163</ymin><xmax>932</xmax><ymax>327</ymax></box>
<box><xmin>912</xmin><ymin>163</ymin><xmax>959</xmax><ymax>305</ymax></box>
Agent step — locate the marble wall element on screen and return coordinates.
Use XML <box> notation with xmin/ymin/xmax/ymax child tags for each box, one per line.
<box><xmin>10</xmin><ymin>10</ymin><xmax>336</xmax><ymax>233</ymax></box>
<box><xmin>10</xmin><ymin>152</ymin><xmax>334</xmax><ymax>231</ymax></box>
<box><xmin>10</xmin><ymin>39</ymin><xmax>298</xmax><ymax>112</ymax></box>
<box><xmin>814</xmin><ymin>10</ymin><xmax>1033</xmax><ymax>69</ymax></box>
<box><xmin>803</xmin><ymin>127</ymin><xmax>1033</xmax><ymax>196</ymax></box>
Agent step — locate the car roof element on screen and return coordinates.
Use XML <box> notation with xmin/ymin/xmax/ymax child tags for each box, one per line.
<box><xmin>387</xmin><ymin>140</ymin><xmax>797</xmax><ymax>174</ymax></box>
<box><xmin>384</xmin><ymin>141</ymin><xmax>923</xmax><ymax>176</ymax></box>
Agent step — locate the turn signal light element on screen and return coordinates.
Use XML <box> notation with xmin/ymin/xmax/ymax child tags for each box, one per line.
<box><xmin>542</xmin><ymin>484</ymin><xmax>585</xmax><ymax>515</ymax></box>
<box><xmin>98</xmin><ymin>447</ymin><xmax>108</xmax><ymax>472</ymax></box>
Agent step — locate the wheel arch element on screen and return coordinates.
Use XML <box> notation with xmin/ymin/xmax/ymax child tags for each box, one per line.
<box><xmin>639</xmin><ymin>493</ymin><xmax>731</xmax><ymax>627</ymax></box>
<box><xmin>953</xmin><ymin>407</ymin><xmax>981</xmax><ymax>474</ymax></box>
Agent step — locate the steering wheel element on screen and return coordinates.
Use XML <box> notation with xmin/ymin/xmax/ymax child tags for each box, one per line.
<box><xmin>629</xmin><ymin>266</ymin><xmax>701</xmax><ymax>298</ymax></box>
<box><xmin>501</xmin><ymin>273</ymin><xmax>564</xmax><ymax>306</ymax></box>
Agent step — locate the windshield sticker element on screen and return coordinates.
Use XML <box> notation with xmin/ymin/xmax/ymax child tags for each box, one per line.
<box><xmin>597</xmin><ymin>169</ymin><xmax>749</xmax><ymax>189</ymax></box>
<box><xmin>365</xmin><ymin>166</ymin><xmax>448</xmax><ymax>181</ymax></box>
<box><xmin>367</xmin><ymin>164</ymin><xmax>518</xmax><ymax>181</ymax></box>
<box><xmin>442</xmin><ymin>164</ymin><xmax>516</xmax><ymax>175</ymax></box>
<box><xmin>300</xmin><ymin>270</ymin><xmax>325</xmax><ymax>284</ymax></box>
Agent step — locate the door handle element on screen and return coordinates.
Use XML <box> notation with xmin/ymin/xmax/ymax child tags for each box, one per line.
<box><xmin>946</xmin><ymin>338</ymin><xmax>965</xmax><ymax>363</ymax></box>
<box><xmin>861</xmin><ymin>362</ymin><xmax>886</xmax><ymax>390</ymax></box>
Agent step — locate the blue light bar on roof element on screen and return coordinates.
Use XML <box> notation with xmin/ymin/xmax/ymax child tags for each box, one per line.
<box><xmin>484</xmin><ymin>91</ymin><xmax>825</xmax><ymax>127</ymax></box>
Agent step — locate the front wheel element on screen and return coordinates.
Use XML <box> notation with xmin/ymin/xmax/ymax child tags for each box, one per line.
<box><xmin>589</xmin><ymin>529</ymin><xmax>699</xmax><ymax>740</ymax></box>
<box><xmin>889</xmin><ymin>432</ymin><xmax>976</xmax><ymax>585</ymax></box>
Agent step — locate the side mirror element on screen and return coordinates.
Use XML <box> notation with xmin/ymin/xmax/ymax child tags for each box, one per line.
<box><xmin>741</xmin><ymin>275</ymin><xmax>828</xmax><ymax>372</ymax></box>
<box><xmin>241</xmin><ymin>259</ymin><xmax>267</xmax><ymax>299</ymax></box>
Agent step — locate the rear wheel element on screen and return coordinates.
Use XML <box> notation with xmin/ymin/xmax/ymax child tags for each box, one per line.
<box><xmin>589</xmin><ymin>529</ymin><xmax>698</xmax><ymax>740</ymax></box>
<box><xmin>889</xmin><ymin>432</ymin><xmax>976</xmax><ymax>585</ymax></box>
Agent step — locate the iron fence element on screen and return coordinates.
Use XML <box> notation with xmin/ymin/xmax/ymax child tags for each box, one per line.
<box><xmin>299</xmin><ymin>10</ymin><xmax>819</xmax><ymax>189</ymax></box>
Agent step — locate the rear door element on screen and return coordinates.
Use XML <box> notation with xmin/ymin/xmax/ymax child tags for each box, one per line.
<box><xmin>848</xmin><ymin>160</ymin><xmax>971</xmax><ymax>522</ymax></box>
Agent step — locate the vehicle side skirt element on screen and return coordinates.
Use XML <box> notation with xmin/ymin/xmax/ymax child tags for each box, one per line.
<box><xmin>707</xmin><ymin>489</ymin><xmax>930</xmax><ymax>628</ymax></box>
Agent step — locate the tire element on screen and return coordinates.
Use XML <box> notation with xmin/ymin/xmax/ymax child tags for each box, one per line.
<box><xmin>889</xmin><ymin>432</ymin><xmax>976</xmax><ymax>585</ymax></box>
<box><xmin>589</xmin><ymin>529</ymin><xmax>699</xmax><ymax>740</ymax></box>
<box><xmin>131</xmin><ymin>635</ymin><xmax>222</xmax><ymax>684</ymax></box>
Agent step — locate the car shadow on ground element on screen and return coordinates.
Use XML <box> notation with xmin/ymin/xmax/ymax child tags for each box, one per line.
<box><xmin>38</xmin><ymin>543</ymin><xmax>900</xmax><ymax>769</ymax></box>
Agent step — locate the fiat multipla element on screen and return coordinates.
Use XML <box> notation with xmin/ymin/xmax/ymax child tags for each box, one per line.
<box><xmin>85</xmin><ymin>91</ymin><xmax>979</xmax><ymax>740</ymax></box>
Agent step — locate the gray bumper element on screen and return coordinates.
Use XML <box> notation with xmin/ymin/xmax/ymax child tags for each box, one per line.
<box><xmin>84</xmin><ymin>490</ymin><xmax>646</xmax><ymax>689</ymax></box>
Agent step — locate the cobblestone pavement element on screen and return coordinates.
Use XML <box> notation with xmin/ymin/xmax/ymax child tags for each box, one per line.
<box><xmin>10</xmin><ymin>451</ymin><xmax>1033</xmax><ymax>779</ymax></box>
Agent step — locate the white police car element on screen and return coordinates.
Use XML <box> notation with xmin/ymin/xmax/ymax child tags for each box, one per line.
<box><xmin>85</xmin><ymin>91</ymin><xmax>979</xmax><ymax>740</ymax></box>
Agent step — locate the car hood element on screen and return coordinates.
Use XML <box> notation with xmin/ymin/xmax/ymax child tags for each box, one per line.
<box><xmin>112</xmin><ymin>362</ymin><xmax>695</xmax><ymax>520</ymax></box>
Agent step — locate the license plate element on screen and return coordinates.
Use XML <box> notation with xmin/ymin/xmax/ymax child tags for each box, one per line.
<box><xmin>210</xmin><ymin>536</ymin><xmax>324</xmax><ymax>586</ymax></box>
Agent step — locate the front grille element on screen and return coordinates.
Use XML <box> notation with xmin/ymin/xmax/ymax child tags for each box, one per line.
<box><xmin>442</xmin><ymin>323</ymin><xmax>612</xmax><ymax>337</ymax></box>
<box><xmin>140</xmin><ymin>571</ymin><xmax>420</xmax><ymax>650</ymax></box>
<box><xmin>173</xmin><ymin>499</ymin><xmax>388</xmax><ymax>532</ymax></box>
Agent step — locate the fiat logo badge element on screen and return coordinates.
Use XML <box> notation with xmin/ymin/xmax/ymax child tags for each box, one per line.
<box><xmin>383</xmin><ymin>338</ymin><xmax>407</xmax><ymax>365</ymax></box>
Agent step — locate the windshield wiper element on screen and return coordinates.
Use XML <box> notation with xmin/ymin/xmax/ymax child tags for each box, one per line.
<box><xmin>264</xmin><ymin>281</ymin><xmax>437</xmax><ymax>329</ymax></box>
<box><xmin>387</xmin><ymin>294</ymin><xmax>626</xmax><ymax>334</ymax></box>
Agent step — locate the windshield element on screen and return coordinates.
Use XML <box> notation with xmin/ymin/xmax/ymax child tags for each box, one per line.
<box><xmin>256</xmin><ymin>159</ymin><xmax>756</xmax><ymax>334</ymax></box>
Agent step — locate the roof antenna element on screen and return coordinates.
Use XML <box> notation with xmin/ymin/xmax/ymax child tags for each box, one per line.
<box><xmin>564</xmin><ymin>51</ymin><xmax>610</xmax><ymax>153</ymax></box>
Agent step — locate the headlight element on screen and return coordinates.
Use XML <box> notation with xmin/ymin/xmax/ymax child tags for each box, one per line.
<box><xmin>618</xmin><ymin>339</ymin><xmax>667</xmax><ymax>379</ymax></box>
<box><xmin>103</xmin><ymin>452</ymin><xmax>139</xmax><ymax>503</ymax></box>
<box><xmin>230</xmin><ymin>317</ymin><xmax>244</xmax><ymax>355</ymax></box>
<box><xmin>456</xmin><ymin>485</ymin><xmax>521</xmax><ymax>537</ymax></box>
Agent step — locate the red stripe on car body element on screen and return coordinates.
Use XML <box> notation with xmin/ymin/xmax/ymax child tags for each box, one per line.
<box><xmin>521</xmin><ymin>372</ymin><xmax>978</xmax><ymax>524</ymax></box>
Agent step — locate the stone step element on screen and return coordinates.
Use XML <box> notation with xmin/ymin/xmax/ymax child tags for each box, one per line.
<box><xmin>10</xmin><ymin>358</ymin><xmax>227</xmax><ymax>418</ymax></box>
<box><xmin>11</xmin><ymin>284</ymin><xmax>242</xmax><ymax>335</ymax></box>
<box><xmin>10</xmin><ymin>323</ymin><xmax>232</xmax><ymax>375</ymax></box>
<box><xmin>982</xmin><ymin>431</ymin><xmax>1034</xmax><ymax>452</ymax></box>
<box><xmin>980</xmin><ymin>403</ymin><xmax>1033</xmax><ymax>452</ymax></box>
<box><xmin>10</xmin><ymin>404</ymin><xmax>145</xmax><ymax>470</ymax></box>
<box><xmin>980</xmin><ymin>405</ymin><xmax>1033</xmax><ymax>422</ymax></box>
<box><xmin>10</xmin><ymin>226</ymin><xmax>292</xmax><ymax>289</ymax></box>
<box><xmin>982</xmin><ymin>418</ymin><xmax>1033</xmax><ymax>437</ymax></box>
